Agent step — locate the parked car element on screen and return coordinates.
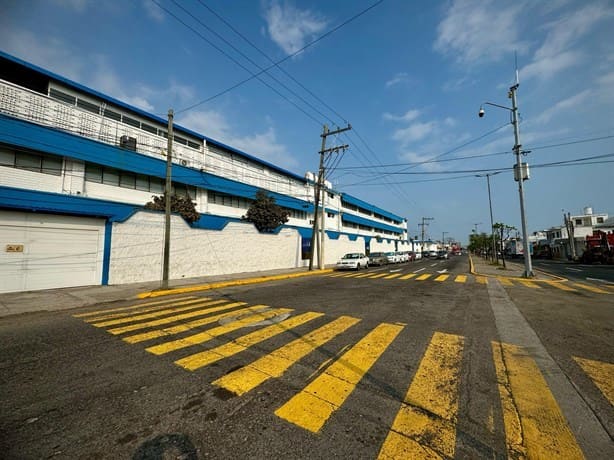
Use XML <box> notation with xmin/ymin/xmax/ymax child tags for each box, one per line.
<box><xmin>428</xmin><ymin>250</ymin><xmax>438</xmax><ymax>258</ymax></box>
<box><xmin>385</xmin><ymin>251</ymin><xmax>400</xmax><ymax>264</ymax></box>
<box><xmin>397</xmin><ymin>251</ymin><xmax>409</xmax><ymax>263</ymax></box>
<box><xmin>436</xmin><ymin>250</ymin><xmax>449</xmax><ymax>259</ymax></box>
<box><xmin>336</xmin><ymin>253</ymin><xmax>369</xmax><ymax>270</ymax></box>
<box><xmin>368</xmin><ymin>252</ymin><xmax>388</xmax><ymax>266</ymax></box>
<box><xmin>414</xmin><ymin>251</ymin><xmax>422</xmax><ymax>260</ymax></box>
<box><xmin>407</xmin><ymin>251</ymin><xmax>416</xmax><ymax>262</ymax></box>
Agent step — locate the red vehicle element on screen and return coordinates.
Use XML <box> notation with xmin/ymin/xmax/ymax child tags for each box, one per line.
<box><xmin>581</xmin><ymin>230</ymin><xmax>614</xmax><ymax>264</ymax></box>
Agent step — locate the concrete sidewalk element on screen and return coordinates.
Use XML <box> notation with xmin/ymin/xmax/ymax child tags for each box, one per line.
<box><xmin>0</xmin><ymin>267</ymin><xmax>332</xmax><ymax>318</ymax></box>
<box><xmin>469</xmin><ymin>254</ymin><xmax>565</xmax><ymax>281</ymax></box>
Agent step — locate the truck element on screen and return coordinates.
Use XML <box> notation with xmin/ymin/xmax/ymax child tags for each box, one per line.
<box><xmin>505</xmin><ymin>239</ymin><xmax>533</xmax><ymax>258</ymax></box>
<box><xmin>581</xmin><ymin>230</ymin><xmax>614</xmax><ymax>264</ymax></box>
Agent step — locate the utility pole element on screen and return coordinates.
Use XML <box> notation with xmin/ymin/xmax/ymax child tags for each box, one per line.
<box><xmin>162</xmin><ymin>109</ymin><xmax>174</xmax><ymax>289</ymax></box>
<box><xmin>442</xmin><ymin>231</ymin><xmax>448</xmax><ymax>249</ymax></box>
<box><xmin>564</xmin><ymin>211</ymin><xmax>576</xmax><ymax>260</ymax></box>
<box><xmin>473</xmin><ymin>222</ymin><xmax>482</xmax><ymax>234</ymax></box>
<box><xmin>309</xmin><ymin>124</ymin><xmax>351</xmax><ymax>270</ymax></box>
<box><xmin>419</xmin><ymin>217</ymin><xmax>434</xmax><ymax>253</ymax></box>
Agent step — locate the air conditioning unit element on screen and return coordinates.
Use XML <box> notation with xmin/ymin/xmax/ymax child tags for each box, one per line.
<box><xmin>120</xmin><ymin>135</ymin><xmax>137</xmax><ymax>151</ymax></box>
<box><xmin>180</xmin><ymin>159</ymin><xmax>189</xmax><ymax>167</ymax></box>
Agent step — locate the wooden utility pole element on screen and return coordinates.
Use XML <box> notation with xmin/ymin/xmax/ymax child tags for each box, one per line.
<box><xmin>308</xmin><ymin>124</ymin><xmax>351</xmax><ymax>270</ymax></box>
<box><xmin>419</xmin><ymin>217</ymin><xmax>434</xmax><ymax>253</ymax></box>
<box><xmin>162</xmin><ymin>109</ymin><xmax>174</xmax><ymax>289</ymax></box>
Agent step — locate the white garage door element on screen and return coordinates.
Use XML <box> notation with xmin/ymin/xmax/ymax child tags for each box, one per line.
<box><xmin>0</xmin><ymin>211</ymin><xmax>105</xmax><ymax>293</ymax></box>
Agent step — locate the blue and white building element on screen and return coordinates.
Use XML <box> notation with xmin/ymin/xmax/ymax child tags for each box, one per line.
<box><xmin>0</xmin><ymin>51</ymin><xmax>408</xmax><ymax>293</ymax></box>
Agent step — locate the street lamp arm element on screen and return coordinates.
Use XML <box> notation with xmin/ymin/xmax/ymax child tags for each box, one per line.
<box><xmin>481</xmin><ymin>101</ymin><xmax>512</xmax><ymax>112</ymax></box>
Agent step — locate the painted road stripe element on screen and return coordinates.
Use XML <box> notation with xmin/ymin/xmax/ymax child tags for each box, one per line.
<box><xmin>384</xmin><ymin>273</ymin><xmax>403</xmax><ymax>280</ymax></box>
<box><xmin>145</xmin><ymin>308</ymin><xmax>293</xmax><ymax>355</ymax></box>
<box><xmin>73</xmin><ymin>296</ymin><xmax>197</xmax><ymax>318</ymax></box>
<box><xmin>434</xmin><ymin>274</ymin><xmax>449</xmax><ymax>282</ymax></box>
<box><xmin>177</xmin><ymin>312</ymin><xmax>326</xmax><ymax>372</ymax></box>
<box><xmin>83</xmin><ymin>297</ymin><xmax>208</xmax><ymax>323</ymax></box>
<box><xmin>275</xmin><ymin>323</ymin><xmax>403</xmax><ymax>433</ymax></box>
<box><xmin>475</xmin><ymin>276</ymin><xmax>488</xmax><ymax>284</ymax></box>
<box><xmin>399</xmin><ymin>273</ymin><xmax>417</xmax><ymax>280</ymax></box>
<box><xmin>454</xmin><ymin>275</ymin><xmax>467</xmax><ymax>283</ymax></box>
<box><xmin>211</xmin><ymin>316</ymin><xmax>360</xmax><ymax>395</ymax></box>
<box><xmin>492</xmin><ymin>341</ymin><xmax>583</xmax><ymax>459</ymax></box>
<box><xmin>416</xmin><ymin>274</ymin><xmax>431</xmax><ymax>281</ymax></box>
<box><xmin>122</xmin><ymin>304</ymin><xmax>264</xmax><ymax>344</ymax></box>
<box><xmin>368</xmin><ymin>273</ymin><xmax>390</xmax><ymax>279</ymax></box>
<box><xmin>545</xmin><ymin>281</ymin><xmax>577</xmax><ymax>292</ymax></box>
<box><xmin>573</xmin><ymin>357</ymin><xmax>614</xmax><ymax>406</ymax></box>
<box><xmin>355</xmin><ymin>272</ymin><xmax>375</xmax><ymax>278</ymax></box>
<box><xmin>106</xmin><ymin>300</ymin><xmax>235</xmax><ymax>335</ymax></box>
<box><xmin>90</xmin><ymin>299</ymin><xmax>221</xmax><ymax>328</ymax></box>
<box><xmin>497</xmin><ymin>277</ymin><xmax>514</xmax><ymax>286</ymax></box>
<box><xmin>572</xmin><ymin>282</ymin><xmax>609</xmax><ymax>294</ymax></box>
<box><xmin>517</xmin><ymin>280</ymin><xmax>541</xmax><ymax>289</ymax></box>
<box><xmin>378</xmin><ymin>332</ymin><xmax>464</xmax><ymax>459</ymax></box>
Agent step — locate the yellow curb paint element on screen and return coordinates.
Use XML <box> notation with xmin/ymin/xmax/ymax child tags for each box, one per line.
<box><xmin>137</xmin><ymin>270</ymin><xmax>334</xmax><ymax>299</ymax></box>
<box><xmin>275</xmin><ymin>323</ymin><xmax>403</xmax><ymax>433</ymax></box>
<box><xmin>378</xmin><ymin>332</ymin><xmax>464</xmax><ymax>459</ymax></box>
<box><xmin>91</xmin><ymin>299</ymin><xmax>220</xmax><ymax>328</ymax></box>
<box><xmin>545</xmin><ymin>281</ymin><xmax>577</xmax><ymax>292</ymax></box>
<box><xmin>177</xmin><ymin>312</ymin><xmax>325</xmax><ymax>371</ymax></box>
<box><xmin>517</xmin><ymin>280</ymin><xmax>541</xmax><ymax>289</ymax></box>
<box><xmin>574</xmin><ymin>357</ymin><xmax>614</xmax><ymax>406</ymax></box>
<box><xmin>72</xmin><ymin>296</ymin><xmax>197</xmax><ymax>318</ymax></box>
<box><xmin>145</xmin><ymin>308</ymin><xmax>293</xmax><ymax>355</ymax></box>
<box><xmin>416</xmin><ymin>274</ymin><xmax>431</xmax><ymax>281</ymax></box>
<box><xmin>572</xmin><ymin>282</ymin><xmax>609</xmax><ymax>294</ymax></box>
<box><xmin>106</xmin><ymin>300</ymin><xmax>234</xmax><ymax>335</ymax></box>
<box><xmin>454</xmin><ymin>275</ymin><xmax>467</xmax><ymax>283</ymax></box>
<box><xmin>497</xmin><ymin>277</ymin><xmax>514</xmax><ymax>286</ymax></box>
<box><xmin>491</xmin><ymin>341</ymin><xmax>583</xmax><ymax>459</ymax></box>
<box><xmin>475</xmin><ymin>276</ymin><xmax>488</xmax><ymax>284</ymax></box>
<box><xmin>384</xmin><ymin>273</ymin><xmax>403</xmax><ymax>279</ymax></box>
<box><xmin>209</xmin><ymin>316</ymin><xmax>361</xmax><ymax>391</ymax></box>
<box><xmin>399</xmin><ymin>273</ymin><xmax>417</xmax><ymax>280</ymax></box>
<box><xmin>122</xmin><ymin>304</ymin><xmax>262</xmax><ymax>344</ymax></box>
<box><xmin>434</xmin><ymin>274</ymin><xmax>449</xmax><ymax>282</ymax></box>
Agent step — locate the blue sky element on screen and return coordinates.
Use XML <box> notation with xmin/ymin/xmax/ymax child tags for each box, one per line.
<box><xmin>2</xmin><ymin>0</ymin><xmax>613</xmax><ymax>243</ymax></box>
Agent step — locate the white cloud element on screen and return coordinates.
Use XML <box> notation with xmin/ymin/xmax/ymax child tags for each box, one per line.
<box><xmin>262</xmin><ymin>1</ymin><xmax>327</xmax><ymax>55</ymax></box>
<box><xmin>142</xmin><ymin>0</ymin><xmax>164</xmax><ymax>22</ymax></box>
<box><xmin>521</xmin><ymin>51</ymin><xmax>582</xmax><ymax>81</ymax></box>
<box><xmin>52</xmin><ymin>0</ymin><xmax>89</xmax><ymax>12</ymax></box>
<box><xmin>385</xmin><ymin>73</ymin><xmax>409</xmax><ymax>88</ymax></box>
<box><xmin>382</xmin><ymin>109</ymin><xmax>420</xmax><ymax>123</ymax></box>
<box><xmin>392</xmin><ymin>121</ymin><xmax>437</xmax><ymax>146</ymax></box>
<box><xmin>534</xmin><ymin>89</ymin><xmax>592</xmax><ymax>124</ymax></box>
<box><xmin>434</xmin><ymin>0</ymin><xmax>528</xmax><ymax>64</ymax></box>
<box><xmin>179</xmin><ymin>110</ymin><xmax>297</xmax><ymax>169</ymax></box>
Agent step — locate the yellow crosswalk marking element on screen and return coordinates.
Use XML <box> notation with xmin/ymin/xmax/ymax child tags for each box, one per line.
<box><xmin>368</xmin><ymin>273</ymin><xmax>389</xmax><ymax>279</ymax></box>
<box><xmin>434</xmin><ymin>274</ymin><xmax>449</xmax><ymax>282</ymax></box>
<box><xmin>106</xmin><ymin>300</ymin><xmax>237</xmax><ymax>335</ymax></box>
<box><xmin>416</xmin><ymin>274</ymin><xmax>431</xmax><ymax>281</ymax></box>
<box><xmin>399</xmin><ymin>273</ymin><xmax>417</xmax><ymax>280</ymax></box>
<box><xmin>275</xmin><ymin>323</ymin><xmax>403</xmax><ymax>433</ymax></box>
<box><xmin>123</xmin><ymin>304</ymin><xmax>267</xmax><ymax>344</ymax></box>
<box><xmin>91</xmin><ymin>299</ymin><xmax>221</xmax><ymax>328</ymax></box>
<box><xmin>73</xmin><ymin>296</ymin><xmax>197</xmax><ymax>318</ymax></box>
<box><xmin>384</xmin><ymin>273</ymin><xmax>402</xmax><ymax>279</ymax></box>
<box><xmin>497</xmin><ymin>277</ymin><xmax>513</xmax><ymax>286</ymax></box>
<box><xmin>378</xmin><ymin>332</ymin><xmax>464</xmax><ymax>459</ymax></box>
<box><xmin>475</xmin><ymin>276</ymin><xmax>488</xmax><ymax>284</ymax></box>
<box><xmin>517</xmin><ymin>280</ymin><xmax>541</xmax><ymax>289</ymax></box>
<box><xmin>203</xmin><ymin>316</ymin><xmax>360</xmax><ymax>386</ymax></box>
<box><xmin>545</xmin><ymin>281</ymin><xmax>577</xmax><ymax>292</ymax></box>
<box><xmin>574</xmin><ymin>357</ymin><xmax>614</xmax><ymax>406</ymax></box>
<box><xmin>84</xmin><ymin>297</ymin><xmax>208</xmax><ymax>323</ymax></box>
<box><xmin>355</xmin><ymin>272</ymin><xmax>375</xmax><ymax>278</ymax></box>
<box><xmin>454</xmin><ymin>275</ymin><xmax>467</xmax><ymax>283</ymax></box>
<box><xmin>176</xmin><ymin>312</ymin><xmax>326</xmax><ymax>371</ymax></box>
<box><xmin>572</xmin><ymin>282</ymin><xmax>609</xmax><ymax>294</ymax></box>
<box><xmin>145</xmin><ymin>308</ymin><xmax>293</xmax><ymax>355</ymax></box>
<box><xmin>492</xmin><ymin>341</ymin><xmax>583</xmax><ymax>459</ymax></box>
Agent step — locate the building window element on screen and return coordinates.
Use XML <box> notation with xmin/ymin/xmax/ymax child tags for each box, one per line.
<box><xmin>575</xmin><ymin>219</ymin><xmax>582</xmax><ymax>226</ymax></box>
<box><xmin>122</xmin><ymin>115</ymin><xmax>140</xmax><ymax>128</ymax></box>
<box><xmin>327</xmin><ymin>212</ymin><xmax>335</xmax><ymax>218</ymax></box>
<box><xmin>103</xmin><ymin>109</ymin><xmax>122</xmax><ymax>122</ymax></box>
<box><xmin>49</xmin><ymin>88</ymin><xmax>76</xmax><ymax>105</ymax></box>
<box><xmin>597</xmin><ymin>217</ymin><xmax>604</xmax><ymax>223</ymax></box>
<box><xmin>1</xmin><ymin>146</ymin><xmax>63</xmax><ymax>176</ymax></box>
<box><xmin>141</xmin><ymin>123</ymin><xmax>157</xmax><ymax>135</ymax></box>
<box><xmin>77</xmin><ymin>99</ymin><xmax>100</xmax><ymax>114</ymax></box>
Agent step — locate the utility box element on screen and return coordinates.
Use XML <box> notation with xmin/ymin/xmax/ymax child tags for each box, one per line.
<box><xmin>513</xmin><ymin>162</ymin><xmax>530</xmax><ymax>181</ymax></box>
<box><xmin>120</xmin><ymin>135</ymin><xmax>137</xmax><ymax>151</ymax></box>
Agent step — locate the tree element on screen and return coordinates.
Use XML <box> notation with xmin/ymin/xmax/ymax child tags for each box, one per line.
<box><xmin>144</xmin><ymin>193</ymin><xmax>200</xmax><ymax>224</ymax></box>
<box><xmin>493</xmin><ymin>222</ymin><xmax>516</xmax><ymax>268</ymax></box>
<box><xmin>242</xmin><ymin>190</ymin><xmax>289</xmax><ymax>233</ymax></box>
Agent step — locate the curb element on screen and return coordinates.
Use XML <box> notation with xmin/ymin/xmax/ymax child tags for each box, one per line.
<box><xmin>138</xmin><ymin>269</ymin><xmax>334</xmax><ymax>299</ymax></box>
<box><xmin>468</xmin><ymin>254</ymin><xmax>567</xmax><ymax>283</ymax></box>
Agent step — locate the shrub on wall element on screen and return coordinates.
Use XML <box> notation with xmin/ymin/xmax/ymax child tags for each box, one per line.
<box><xmin>242</xmin><ymin>190</ymin><xmax>289</xmax><ymax>233</ymax></box>
<box><xmin>144</xmin><ymin>193</ymin><xmax>200</xmax><ymax>223</ymax></box>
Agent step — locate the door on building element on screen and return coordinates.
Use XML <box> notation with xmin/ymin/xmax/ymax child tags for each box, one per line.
<box><xmin>0</xmin><ymin>211</ymin><xmax>105</xmax><ymax>293</ymax></box>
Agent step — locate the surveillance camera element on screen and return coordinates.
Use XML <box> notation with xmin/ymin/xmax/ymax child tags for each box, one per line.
<box><xmin>478</xmin><ymin>108</ymin><xmax>485</xmax><ymax>118</ymax></box>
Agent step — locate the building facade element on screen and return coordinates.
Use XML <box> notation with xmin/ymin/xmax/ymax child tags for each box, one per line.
<box><xmin>0</xmin><ymin>51</ymin><xmax>408</xmax><ymax>293</ymax></box>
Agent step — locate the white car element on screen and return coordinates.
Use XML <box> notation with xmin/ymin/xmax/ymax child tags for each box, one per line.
<box><xmin>385</xmin><ymin>251</ymin><xmax>400</xmax><ymax>264</ymax></box>
<box><xmin>397</xmin><ymin>251</ymin><xmax>409</xmax><ymax>263</ymax></box>
<box><xmin>336</xmin><ymin>253</ymin><xmax>369</xmax><ymax>270</ymax></box>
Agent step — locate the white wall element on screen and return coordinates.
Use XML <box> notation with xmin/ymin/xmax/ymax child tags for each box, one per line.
<box><xmin>108</xmin><ymin>211</ymin><xmax>302</xmax><ymax>284</ymax></box>
<box><xmin>323</xmin><ymin>234</ymin><xmax>368</xmax><ymax>265</ymax></box>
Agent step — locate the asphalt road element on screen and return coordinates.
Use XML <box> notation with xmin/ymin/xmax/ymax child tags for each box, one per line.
<box><xmin>532</xmin><ymin>259</ymin><xmax>614</xmax><ymax>284</ymax></box>
<box><xmin>1</xmin><ymin>255</ymin><xmax>612</xmax><ymax>459</ymax></box>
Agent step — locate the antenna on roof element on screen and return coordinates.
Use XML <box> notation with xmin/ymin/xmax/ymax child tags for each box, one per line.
<box><xmin>514</xmin><ymin>51</ymin><xmax>519</xmax><ymax>85</ymax></box>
